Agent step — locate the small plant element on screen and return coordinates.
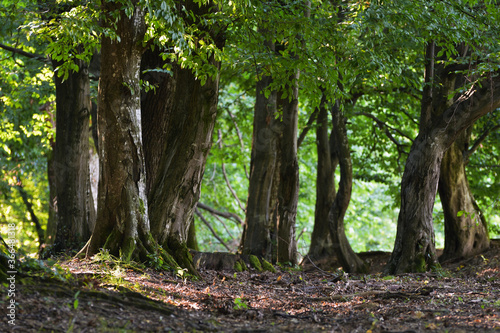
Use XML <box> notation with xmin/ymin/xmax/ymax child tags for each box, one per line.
<box><xmin>233</xmin><ymin>297</ymin><xmax>249</xmax><ymax>310</ymax></box>
<box><xmin>18</xmin><ymin>256</ymin><xmax>73</xmax><ymax>282</ymax></box>
<box><xmin>146</xmin><ymin>252</ymin><xmax>165</xmax><ymax>270</ymax></box>
<box><xmin>72</xmin><ymin>291</ymin><xmax>80</xmax><ymax>310</ymax></box>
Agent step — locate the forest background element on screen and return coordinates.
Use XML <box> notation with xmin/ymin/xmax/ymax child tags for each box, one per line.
<box><xmin>0</xmin><ymin>0</ymin><xmax>499</xmax><ymax>274</ymax></box>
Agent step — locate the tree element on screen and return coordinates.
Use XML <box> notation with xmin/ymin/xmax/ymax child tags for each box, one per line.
<box><xmin>239</xmin><ymin>49</ymin><xmax>280</xmax><ymax>260</ymax></box>
<box><xmin>327</xmin><ymin>97</ymin><xmax>368</xmax><ymax>273</ymax></box>
<box><xmin>0</xmin><ymin>1</ymin><xmax>101</xmax><ymax>255</ymax></box>
<box><xmin>240</xmin><ymin>1</ymin><xmax>313</xmax><ymax>265</ymax></box>
<box><xmin>438</xmin><ymin>124</ymin><xmax>490</xmax><ymax>262</ymax></box>
<box><xmin>0</xmin><ymin>0</ymin><xmax>55</xmax><ymax>254</ymax></box>
<box><xmin>50</xmin><ymin>57</ymin><xmax>95</xmax><ymax>254</ymax></box>
<box><xmin>142</xmin><ymin>0</ymin><xmax>225</xmax><ymax>270</ymax></box>
<box><xmin>307</xmin><ymin>96</ymin><xmax>336</xmax><ymax>261</ymax></box>
<box><xmin>386</xmin><ymin>45</ymin><xmax>500</xmax><ymax>273</ymax></box>
<box><xmin>86</xmin><ymin>0</ymin><xmax>153</xmax><ymax>262</ymax></box>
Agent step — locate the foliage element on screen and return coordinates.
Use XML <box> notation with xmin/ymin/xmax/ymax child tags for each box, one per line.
<box><xmin>0</xmin><ymin>0</ymin><xmax>499</xmax><ymax>262</ymax></box>
<box><xmin>0</xmin><ymin>0</ymin><xmax>55</xmax><ymax>254</ymax></box>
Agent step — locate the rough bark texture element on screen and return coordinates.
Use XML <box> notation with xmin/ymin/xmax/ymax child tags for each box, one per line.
<box><xmin>386</xmin><ymin>43</ymin><xmax>500</xmax><ymax>274</ymax></box>
<box><xmin>240</xmin><ymin>69</ymin><xmax>279</xmax><ymax>261</ymax></box>
<box><xmin>308</xmin><ymin>96</ymin><xmax>337</xmax><ymax>261</ymax></box>
<box><xmin>51</xmin><ymin>58</ymin><xmax>94</xmax><ymax>254</ymax></box>
<box><xmin>142</xmin><ymin>1</ymin><xmax>224</xmax><ymax>271</ymax></box>
<box><xmin>328</xmin><ymin>101</ymin><xmax>368</xmax><ymax>273</ymax></box>
<box><xmin>87</xmin><ymin>0</ymin><xmax>153</xmax><ymax>262</ymax></box>
<box><xmin>276</xmin><ymin>77</ymin><xmax>300</xmax><ymax>265</ymax></box>
<box><xmin>438</xmin><ymin>130</ymin><xmax>489</xmax><ymax>262</ymax></box>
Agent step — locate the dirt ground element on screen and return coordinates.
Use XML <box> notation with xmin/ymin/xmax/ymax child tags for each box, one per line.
<box><xmin>2</xmin><ymin>240</ymin><xmax>499</xmax><ymax>332</ymax></box>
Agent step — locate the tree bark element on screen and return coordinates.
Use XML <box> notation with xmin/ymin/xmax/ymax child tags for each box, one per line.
<box><xmin>51</xmin><ymin>57</ymin><xmax>94</xmax><ymax>254</ymax></box>
<box><xmin>438</xmin><ymin>130</ymin><xmax>489</xmax><ymax>262</ymax></box>
<box><xmin>142</xmin><ymin>1</ymin><xmax>224</xmax><ymax>271</ymax></box>
<box><xmin>328</xmin><ymin>100</ymin><xmax>368</xmax><ymax>273</ymax></box>
<box><xmin>276</xmin><ymin>75</ymin><xmax>300</xmax><ymax>265</ymax></box>
<box><xmin>86</xmin><ymin>0</ymin><xmax>155</xmax><ymax>263</ymax></box>
<box><xmin>386</xmin><ymin>43</ymin><xmax>500</xmax><ymax>273</ymax></box>
<box><xmin>240</xmin><ymin>65</ymin><xmax>280</xmax><ymax>261</ymax></box>
<box><xmin>308</xmin><ymin>95</ymin><xmax>337</xmax><ymax>261</ymax></box>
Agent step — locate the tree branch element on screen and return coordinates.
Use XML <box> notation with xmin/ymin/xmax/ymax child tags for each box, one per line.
<box><xmin>15</xmin><ymin>183</ymin><xmax>45</xmax><ymax>246</ymax></box>
<box><xmin>464</xmin><ymin>124</ymin><xmax>500</xmax><ymax>163</ymax></box>
<box><xmin>354</xmin><ymin>112</ymin><xmax>414</xmax><ymax>143</ymax></box>
<box><xmin>221</xmin><ymin>162</ymin><xmax>246</xmax><ymax>213</ymax></box>
<box><xmin>297</xmin><ymin>108</ymin><xmax>318</xmax><ymax>149</ymax></box>
<box><xmin>196</xmin><ymin>202</ymin><xmax>244</xmax><ymax>226</ymax></box>
<box><xmin>194</xmin><ymin>208</ymin><xmax>231</xmax><ymax>252</ymax></box>
<box><xmin>0</xmin><ymin>43</ymin><xmax>48</xmax><ymax>62</ymax></box>
<box><xmin>225</xmin><ymin>107</ymin><xmax>245</xmax><ymax>152</ymax></box>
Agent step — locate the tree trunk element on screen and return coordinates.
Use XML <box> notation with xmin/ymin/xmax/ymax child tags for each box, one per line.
<box><xmin>51</xmin><ymin>58</ymin><xmax>94</xmax><ymax>254</ymax></box>
<box><xmin>276</xmin><ymin>76</ymin><xmax>300</xmax><ymax>265</ymax></box>
<box><xmin>385</xmin><ymin>134</ymin><xmax>444</xmax><ymax>274</ymax></box>
<box><xmin>438</xmin><ymin>130</ymin><xmax>489</xmax><ymax>262</ymax></box>
<box><xmin>86</xmin><ymin>0</ymin><xmax>155</xmax><ymax>263</ymax></box>
<box><xmin>328</xmin><ymin>100</ymin><xmax>368</xmax><ymax>273</ymax></box>
<box><xmin>386</xmin><ymin>43</ymin><xmax>500</xmax><ymax>274</ymax></box>
<box><xmin>308</xmin><ymin>95</ymin><xmax>337</xmax><ymax>261</ymax></box>
<box><xmin>142</xmin><ymin>1</ymin><xmax>224</xmax><ymax>271</ymax></box>
<box><xmin>240</xmin><ymin>66</ymin><xmax>280</xmax><ymax>261</ymax></box>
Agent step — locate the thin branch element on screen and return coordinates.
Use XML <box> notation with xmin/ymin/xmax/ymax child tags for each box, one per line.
<box><xmin>194</xmin><ymin>208</ymin><xmax>231</xmax><ymax>252</ymax></box>
<box><xmin>211</xmin><ymin>214</ymin><xmax>235</xmax><ymax>241</ymax></box>
<box><xmin>15</xmin><ymin>183</ymin><xmax>44</xmax><ymax>246</ymax></box>
<box><xmin>354</xmin><ymin>112</ymin><xmax>414</xmax><ymax>143</ymax></box>
<box><xmin>464</xmin><ymin>124</ymin><xmax>500</xmax><ymax>163</ymax></box>
<box><xmin>225</xmin><ymin>105</ymin><xmax>246</xmax><ymax>152</ymax></box>
<box><xmin>0</xmin><ymin>43</ymin><xmax>48</xmax><ymax>62</ymax></box>
<box><xmin>217</xmin><ymin>129</ymin><xmax>246</xmax><ymax>213</ymax></box>
<box><xmin>197</xmin><ymin>202</ymin><xmax>244</xmax><ymax>226</ymax></box>
<box><xmin>297</xmin><ymin>108</ymin><xmax>319</xmax><ymax>149</ymax></box>
<box><xmin>221</xmin><ymin>162</ymin><xmax>246</xmax><ymax>213</ymax></box>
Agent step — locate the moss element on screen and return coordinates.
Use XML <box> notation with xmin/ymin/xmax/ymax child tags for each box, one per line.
<box><xmin>261</xmin><ymin>259</ymin><xmax>277</xmax><ymax>273</ymax></box>
<box><xmin>139</xmin><ymin>199</ymin><xmax>145</xmax><ymax>215</ymax></box>
<box><xmin>166</xmin><ymin>236</ymin><xmax>200</xmax><ymax>278</ymax></box>
<box><xmin>120</xmin><ymin>237</ymin><xmax>136</xmax><ymax>262</ymax></box>
<box><xmin>412</xmin><ymin>253</ymin><xmax>427</xmax><ymax>273</ymax></box>
<box><xmin>238</xmin><ymin>259</ymin><xmax>248</xmax><ymax>271</ymax></box>
<box><xmin>233</xmin><ymin>261</ymin><xmax>243</xmax><ymax>272</ymax></box>
<box><xmin>249</xmin><ymin>255</ymin><xmax>262</xmax><ymax>272</ymax></box>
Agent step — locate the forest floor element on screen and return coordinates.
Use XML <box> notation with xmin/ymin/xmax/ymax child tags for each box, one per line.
<box><xmin>2</xmin><ymin>240</ymin><xmax>500</xmax><ymax>332</ymax></box>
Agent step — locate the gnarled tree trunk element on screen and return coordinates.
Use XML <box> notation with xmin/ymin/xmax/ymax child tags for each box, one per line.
<box><xmin>386</xmin><ymin>44</ymin><xmax>500</xmax><ymax>274</ymax></box>
<box><xmin>438</xmin><ymin>130</ymin><xmax>489</xmax><ymax>262</ymax></box>
<box><xmin>142</xmin><ymin>0</ymin><xmax>224</xmax><ymax>271</ymax></box>
<box><xmin>328</xmin><ymin>100</ymin><xmax>368</xmax><ymax>273</ymax></box>
<box><xmin>86</xmin><ymin>0</ymin><xmax>155</xmax><ymax>262</ymax></box>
